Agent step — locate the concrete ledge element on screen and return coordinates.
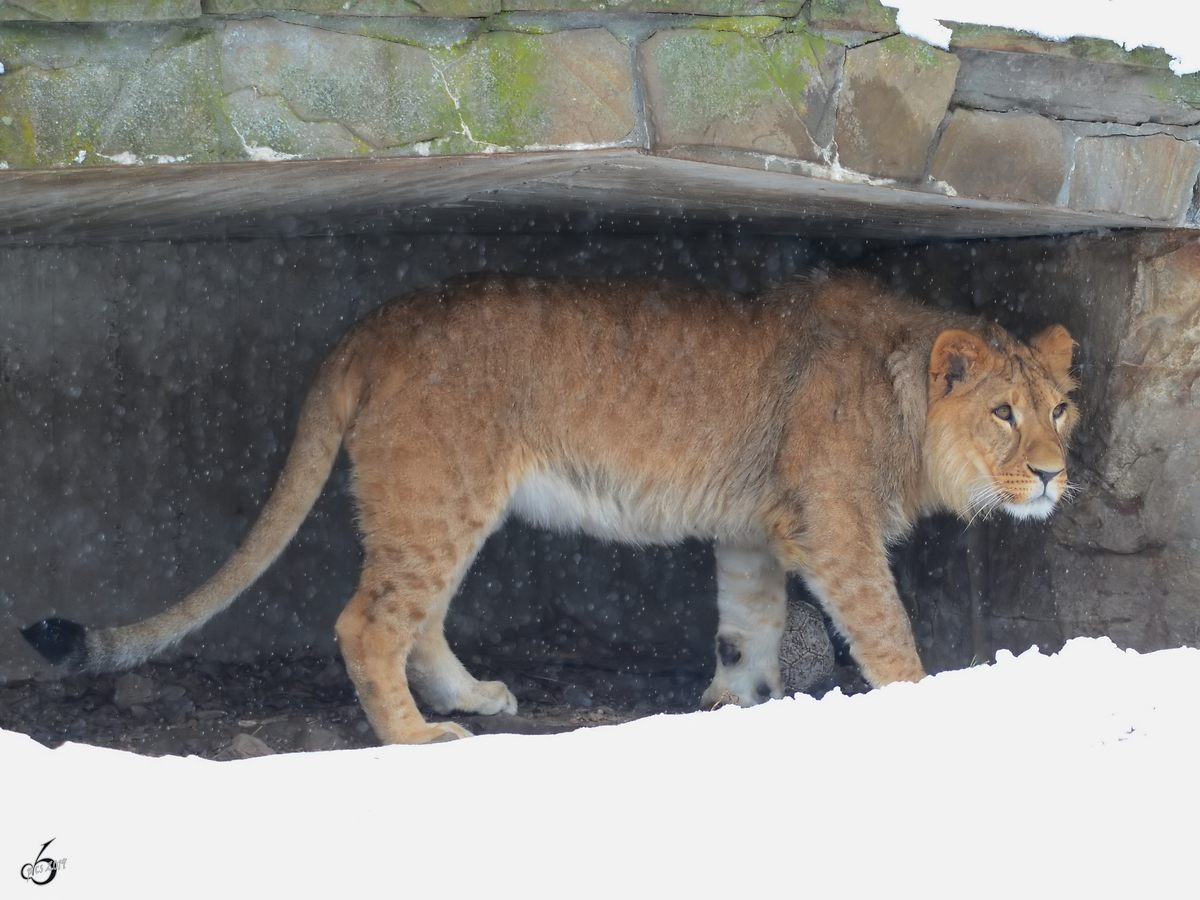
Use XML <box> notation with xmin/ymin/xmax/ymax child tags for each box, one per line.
<box><xmin>0</xmin><ymin>150</ymin><xmax>1174</xmax><ymax>245</ymax></box>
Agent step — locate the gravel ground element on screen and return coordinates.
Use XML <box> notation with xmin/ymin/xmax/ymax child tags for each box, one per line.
<box><xmin>0</xmin><ymin>655</ymin><xmax>866</xmax><ymax>759</ymax></box>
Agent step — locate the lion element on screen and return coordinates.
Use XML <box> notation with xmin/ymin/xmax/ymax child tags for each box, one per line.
<box><xmin>22</xmin><ymin>273</ymin><xmax>1077</xmax><ymax>745</ymax></box>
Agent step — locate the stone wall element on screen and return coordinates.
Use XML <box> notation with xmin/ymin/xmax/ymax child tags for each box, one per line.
<box><xmin>1</xmin><ymin>0</ymin><xmax>1198</xmax><ymax>229</ymax></box>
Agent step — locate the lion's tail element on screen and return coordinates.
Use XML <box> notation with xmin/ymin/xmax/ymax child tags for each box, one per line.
<box><xmin>22</xmin><ymin>347</ymin><xmax>360</xmax><ymax>673</ymax></box>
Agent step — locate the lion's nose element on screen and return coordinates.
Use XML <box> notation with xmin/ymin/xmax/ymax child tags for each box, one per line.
<box><xmin>1028</xmin><ymin>465</ymin><xmax>1062</xmax><ymax>486</ymax></box>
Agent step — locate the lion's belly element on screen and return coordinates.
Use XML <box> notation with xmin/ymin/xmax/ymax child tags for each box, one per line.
<box><xmin>508</xmin><ymin>468</ymin><xmax>727</xmax><ymax>544</ymax></box>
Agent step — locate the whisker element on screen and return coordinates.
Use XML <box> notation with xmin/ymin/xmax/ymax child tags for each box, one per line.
<box><xmin>964</xmin><ymin>475</ymin><xmax>1003</xmax><ymax>527</ymax></box>
<box><xmin>1060</xmin><ymin>480</ymin><xmax>1083</xmax><ymax>502</ymax></box>
<box><xmin>967</xmin><ymin>495</ymin><xmax>1001</xmax><ymax>528</ymax></box>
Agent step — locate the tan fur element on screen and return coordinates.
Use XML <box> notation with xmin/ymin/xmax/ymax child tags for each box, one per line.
<box><xmin>74</xmin><ymin>273</ymin><xmax>1077</xmax><ymax>744</ymax></box>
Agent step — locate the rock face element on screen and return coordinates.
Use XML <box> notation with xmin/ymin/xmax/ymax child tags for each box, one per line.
<box><xmin>891</xmin><ymin>233</ymin><xmax>1200</xmax><ymax>668</ymax></box>
<box><xmin>1046</xmin><ymin>240</ymin><xmax>1200</xmax><ymax>653</ymax></box>
<box><xmin>1102</xmin><ymin>242</ymin><xmax>1200</xmax><ymax>539</ymax></box>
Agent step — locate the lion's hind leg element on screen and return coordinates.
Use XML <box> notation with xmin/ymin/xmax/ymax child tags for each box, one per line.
<box><xmin>336</xmin><ymin>564</ymin><xmax>468</xmax><ymax>744</ymax></box>
<box><xmin>336</xmin><ymin>526</ymin><xmax>519</xmax><ymax>744</ymax></box>
<box><xmin>407</xmin><ymin>600</ymin><xmax>518</xmax><ymax>719</ymax></box>
<box><xmin>335</xmin><ymin>440</ymin><xmax>519</xmax><ymax>744</ymax></box>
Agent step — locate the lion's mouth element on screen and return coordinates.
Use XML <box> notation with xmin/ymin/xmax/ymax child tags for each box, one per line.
<box><xmin>1004</xmin><ymin>493</ymin><xmax>1058</xmax><ymax>521</ymax></box>
<box><xmin>975</xmin><ymin>475</ymin><xmax>1063</xmax><ymax>522</ymax></box>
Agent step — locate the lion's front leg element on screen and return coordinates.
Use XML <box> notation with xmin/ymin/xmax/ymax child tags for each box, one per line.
<box><xmin>701</xmin><ymin>541</ymin><xmax>787</xmax><ymax>709</ymax></box>
<box><xmin>778</xmin><ymin>510</ymin><xmax>925</xmax><ymax>687</ymax></box>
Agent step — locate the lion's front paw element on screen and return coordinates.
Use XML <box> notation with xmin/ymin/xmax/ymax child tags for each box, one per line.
<box><xmin>702</xmin><ymin>632</ymin><xmax>784</xmax><ymax>710</ymax></box>
<box><xmin>701</xmin><ymin>677</ymin><xmax>780</xmax><ymax>709</ymax></box>
<box><xmin>420</xmin><ymin>721</ymin><xmax>473</xmax><ymax>743</ymax></box>
<box><xmin>701</xmin><ymin>655</ymin><xmax>782</xmax><ymax>710</ymax></box>
<box><xmin>376</xmin><ymin>717</ymin><xmax>474</xmax><ymax>745</ymax></box>
<box><xmin>700</xmin><ymin>682</ymin><xmax>737</xmax><ymax>710</ymax></box>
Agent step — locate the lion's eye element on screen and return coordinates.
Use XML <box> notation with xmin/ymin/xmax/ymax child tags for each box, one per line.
<box><xmin>1053</xmin><ymin>403</ymin><xmax>1068</xmax><ymax>420</ymax></box>
<box><xmin>993</xmin><ymin>405</ymin><xmax>1013</xmax><ymax>422</ymax></box>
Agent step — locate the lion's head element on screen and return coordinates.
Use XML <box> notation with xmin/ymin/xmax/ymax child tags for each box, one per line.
<box><xmin>924</xmin><ymin>323</ymin><xmax>1078</xmax><ymax>522</ymax></box>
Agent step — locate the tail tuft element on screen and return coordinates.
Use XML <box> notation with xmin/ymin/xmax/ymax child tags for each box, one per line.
<box><xmin>21</xmin><ymin>618</ymin><xmax>88</xmax><ymax>669</ymax></box>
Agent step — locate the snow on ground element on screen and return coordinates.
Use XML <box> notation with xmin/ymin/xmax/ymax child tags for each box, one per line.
<box><xmin>3</xmin><ymin>637</ymin><xmax>1198</xmax><ymax>897</ymax></box>
<box><xmin>890</xmin><ymin>0</ymin><xmax>1200</xmax><ymax>73</ymax></box>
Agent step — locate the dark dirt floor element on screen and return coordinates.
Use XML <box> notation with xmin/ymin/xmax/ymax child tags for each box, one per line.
<box><xmin>0</xmin><ymin>655</ymin><xmax>868</xmax><ymax>759</ymax></box>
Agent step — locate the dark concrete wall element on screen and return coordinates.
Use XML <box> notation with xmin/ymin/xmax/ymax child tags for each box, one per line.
<box><xmin>0</xmin><ymin>229</ymin><xmax>822</xmax><ymax>682</ymax></box>
<box><xmin>1</xmin><ymin>227</ymin><xmax>1189</xmax><ymax>685</ymax></box>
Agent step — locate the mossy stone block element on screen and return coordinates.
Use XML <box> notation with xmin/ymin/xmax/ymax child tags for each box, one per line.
<box><xmin>947</xmin><ymin>22</ymin><xmax>1175</xmax><ymax>70</ymax></box>
<box><xmin>435</xmin><ymin>28</ymin><xmax>634</xmax><ymax>149</ymax></box>
<box><xmin>1070</xmin><ymin>134</ymin><xmax>1200</xmax><ymax>221</ymax></box>
<box><xmin>689</xmin><ymin>15</ymin><xmax>784</xmax><ymax>39</ymax></box>
<box><xmin>807</xmin><ymin>0</ymin><xmax>896</xmax><ymax>33</ymax></box>
<box><xmin>503</xmin><ymin>0</ymin><xmax>801</xmax><ymax>14</ymax></box>
<box><xmin>931</xmin><ymin>110</ymin><xmax>1066</xmax><ymax>205</ymax></box>
<box><xmin>0</xmin><ymin>23</ymin><xmax>240</xmax><ymax>167</ymax></box>
<box><xmin>0</xmin><ymin>0</ymin><xmax>199</xmax><ymax>20</ymax></box>
<box><xmin>221</xmin><ymin>17</ymin><xmax>460</xmax><ymax>156</ymax></box>
<box><xmin>954</xmin><ymin>49</ymin><xmax>1200</xmax><ymax>127</ymax></box>
<box><xmin>639</xmin><ymin>28</ymin><xmax>842</xmax><ymax>161</ymax></box>
<box><xmin>202</xmin><ymin>0</ymin><xmax>500</xmax><ymax>15</ymax></box>
<box><xmin>834</xmin><ymin>33</ymin><xmax>958</xmax><ymax>179</ymax></box>
<box><xmin>767</xmin><ymin>29</ymin><xmax>843</xmax><ymax>146</ymax></box>
<box><xmin>265</xmin><ymin>11</ymin><xmax>483</xmax><ymax>48</ymax></box>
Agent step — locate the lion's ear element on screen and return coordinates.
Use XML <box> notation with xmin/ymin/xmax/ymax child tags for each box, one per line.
<box><xmin>929</xmin><ymin>329</ymin><xmax>989</xmax><ymax>397</ymax></box>
<box><xmin>1030</xmin><ymin>324</ymin><xmax>1075</xmax><ymax>387</ymax></box>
